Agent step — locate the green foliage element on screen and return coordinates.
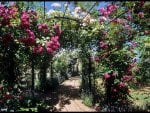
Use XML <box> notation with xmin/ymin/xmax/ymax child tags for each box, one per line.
<box><xmin>135</xmin><ymin>36</ymin><xmax>150</xmax><ymax>83</ymax></box>
<box><xmin>0</xmin><ymin>80</ymin><xmax>24</xmax><ymax>112</ymax></box>
<box><xmin>53</xmin><ymin>53</ymin><xmax>68</xmax><ymax>80</ymax></box>
<box><xmin>81</xmin><ymin>93</ymin><xmax>93</xmax><ymax>107</ymax></box>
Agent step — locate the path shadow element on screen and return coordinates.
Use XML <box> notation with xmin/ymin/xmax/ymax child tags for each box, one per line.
<box><xmin>41</xmin><ymin>77</ymin><xmax>81</xmax><ymax>112</ymax></box>
<box><xmin>56</xmin><ymin>85</ymin><xmax>80</xmax><ymax>111</ymax></box>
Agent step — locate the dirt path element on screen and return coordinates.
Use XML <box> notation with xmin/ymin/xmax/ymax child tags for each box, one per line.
<box><xmin>53</xmin><ymin>76</ymin><xmax>96</xmax><ymax>112</ymax></box>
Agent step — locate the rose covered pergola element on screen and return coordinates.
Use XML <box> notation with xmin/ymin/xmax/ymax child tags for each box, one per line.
<box><xmin>0</xmin><ymin>1</ymin><xmax>149</xmax><ymax>112</ymax></box>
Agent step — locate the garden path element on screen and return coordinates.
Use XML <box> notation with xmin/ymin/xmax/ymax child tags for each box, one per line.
<box><xmin>51</xmin><ymin>76</ymin><xmax>96</xmax><ymax>112</ymax></box>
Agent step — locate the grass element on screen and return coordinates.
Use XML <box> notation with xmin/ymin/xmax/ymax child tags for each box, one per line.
<box><xmin>18</xmin><ymin>107</ymin><xmax>38</xmax><ymax>112</ymax></box>
<box><xmin>129</xmin><ymin>86</ymin><xmax>150</xmax><ymax>111</ymax></box>
<box><xmin>81</xmin><ymin>93</ymin><xmax>93</xmax><ymax>107</ymax></box>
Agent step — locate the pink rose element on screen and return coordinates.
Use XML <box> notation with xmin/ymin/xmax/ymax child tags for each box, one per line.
<box><xmin>138</xmin><ymin>12</ymin><xmax>144</xmax><ymax>18</ymax></box>
<box><xmin>47</xmin><ymin>47</ymin><xmax>53</xmax><ymax>54</ymax></box>
<box><xmin>104</xmin><ymin>73</ymin><xmax>111</xmax><ymax>79</ymax></box>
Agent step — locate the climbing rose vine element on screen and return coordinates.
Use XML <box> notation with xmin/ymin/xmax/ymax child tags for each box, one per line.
<box><xmin>97</xmin><ymin>1</ymin><xmax>149</xmax><ymax>110</ymax></box>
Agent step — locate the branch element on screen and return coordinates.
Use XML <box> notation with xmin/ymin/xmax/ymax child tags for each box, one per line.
<box><xmin>82</xmin><ymin>2</ymin><xmax>97</xmax><ymax>21</ymax></box>
<box><xmin>62</xmin><ymin>2</ymin><xmax>69</xmax><ymax>26</ymax></box>
<box><xmin>46</xmin><ymin>16</ymin><xmax>82</xmax><ymax>23</ymax></box>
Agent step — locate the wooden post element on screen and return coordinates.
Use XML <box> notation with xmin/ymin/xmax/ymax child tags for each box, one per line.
<box><xmin>88</xmin><ymin>55</ymin><xmax>92</xmax><ymax>93</ymax></box>
<box><xmin>50</xmin><ymin>60</ymin><xmax>53</xmax><ymax>80</ymax></box>
<box><xmin>44</xmin><ymin>1</ymin><xmax>45</xmax><ymax>19</ymax></box>
<box><xmin>31</xmin><ymin>53</ymin><xmax>35</xmax><ymax>91</ymax></box>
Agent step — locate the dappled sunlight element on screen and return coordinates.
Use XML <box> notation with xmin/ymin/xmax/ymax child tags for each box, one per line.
<box><xmin>53</xmin><ymin>76</ymin><xmax>96</xmax><ymax>112</ymax></box>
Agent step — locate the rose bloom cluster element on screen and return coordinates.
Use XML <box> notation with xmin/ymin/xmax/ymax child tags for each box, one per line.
<box><xmin>19</xmin><ymin>29</ymin><xmax>36</xmax><ymax>46</ymax></box>
<box><xmin>0</xmin><ymin>3</ymin><xmax>18</xmax><ymax>27</ymax></box>
<box><xmin>0</xmin><ymin>4</ymin><xmax>18</xmax><ymax>47</ymax></box>
<box><xmin>17</xmin><ymin>8</ymin><xmax>62</xmax><ymax>54</ymax></box>
<box><xmin>32</xmin><ymin>24</ymin><xmax>61</xmax><ymax>54</ymax></box>
<box><xmin>38</xmin><ymin>23</ymin><xmax>49</xmax><ymax>34</ymax></box>
<box><xmin>99</xmin><ymin>4</ymin><xmax>118</xmax><ymax>23</ymax></box>
<box><xmin>99</xmin><ymin>4</ymin><xmax>119</xmax><ymax>17</ymax></box>
<box><xmin>45</xmin><ymin>36</ymin><xmax>60</xmax><ymax>54</ymax></box>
